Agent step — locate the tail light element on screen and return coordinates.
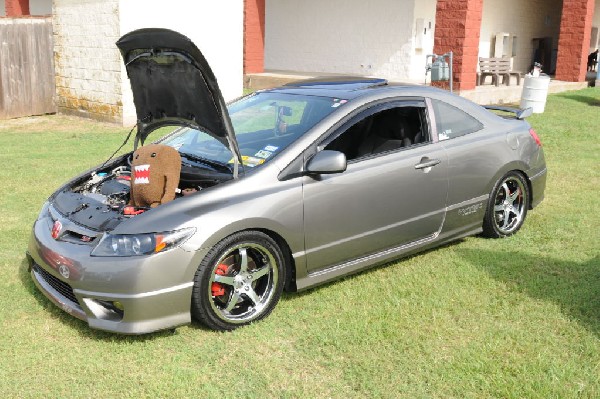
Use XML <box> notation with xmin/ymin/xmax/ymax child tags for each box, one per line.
<box><xmin>529</xmin><ymin>128</ymin><xmax>542</xmax><ymax>147</ymax></box>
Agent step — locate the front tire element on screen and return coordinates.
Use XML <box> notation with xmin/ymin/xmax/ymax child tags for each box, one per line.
<box><xmin>191</xmin><ymin>231</ymin><xmax>286</xmax><ymax>331</ymax></box>
<box><xmin>482</xmin><ymin>171</ymin><xmax>529</xmax><ymax>238</ymax></box>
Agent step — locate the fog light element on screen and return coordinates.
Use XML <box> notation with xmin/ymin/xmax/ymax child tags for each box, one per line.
<box><xmin>83</xmin><ymin>298</ymin><xmax>124</xmax><ymax>321</ymax></box>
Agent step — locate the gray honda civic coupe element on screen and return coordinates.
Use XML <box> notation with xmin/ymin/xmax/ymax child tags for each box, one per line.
<box><xmin>27</xmin><ymin>28</ymin><xmax>546</xmax><ymax>334</ymax></box>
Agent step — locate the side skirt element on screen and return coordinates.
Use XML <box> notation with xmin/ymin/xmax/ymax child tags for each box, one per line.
<box><xmin>295</xmin><ymin>225</ymin><xmax>482</xmax><ymax>291</ymax></box>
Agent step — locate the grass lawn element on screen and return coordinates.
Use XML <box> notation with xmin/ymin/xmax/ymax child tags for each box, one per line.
<box><xmin>0</xmin><ymin>88</ymin><xmax>599</xmax><ymax>398</ymax></box>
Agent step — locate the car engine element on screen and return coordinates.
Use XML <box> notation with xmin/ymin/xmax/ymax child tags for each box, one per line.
<box><xmin>50</xmin><ymin>154</ymin><xmax>232</xmax><ymax>233</ymax></box>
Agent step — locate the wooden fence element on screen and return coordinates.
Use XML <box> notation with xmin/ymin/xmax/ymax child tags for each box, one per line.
<box><xmin>0</xmin><ymin>17</ymin><xmax>56</xmax><ymax>120</ymax></box>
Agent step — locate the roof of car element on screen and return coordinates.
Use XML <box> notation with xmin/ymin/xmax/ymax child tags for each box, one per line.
<box><xmin>264</xmin><ymin>76</ymin><xmax>425</xmax><ymax>100</ymax></box>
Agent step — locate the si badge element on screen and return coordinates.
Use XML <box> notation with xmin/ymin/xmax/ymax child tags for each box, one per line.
<box><xmin>51</xmin><ymin>220</ymin><xmax>62</xmax><ymax>240</ymax></box>
<box><xmin>58</xmin><ymin>264</ymin><xmax>70</xmax><ymax>279</ymax></box>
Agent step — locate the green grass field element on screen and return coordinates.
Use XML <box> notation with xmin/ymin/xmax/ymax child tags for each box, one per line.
<box><xmin>0</xmin><ymin>88</ymin><xmax>599</xmax><ymax>398</ymax></box>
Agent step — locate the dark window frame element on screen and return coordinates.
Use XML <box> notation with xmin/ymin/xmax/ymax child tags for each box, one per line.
<box><xmin>319</xmin><ymin>99</ymin><xmax>431</xmax><ymax>162</ymax></box>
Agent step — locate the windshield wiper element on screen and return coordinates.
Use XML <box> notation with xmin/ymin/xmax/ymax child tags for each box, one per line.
<box><xmin>179</xmin><ymin>152</ymin><xmax>232</xmax><ymax>174</ymax></box>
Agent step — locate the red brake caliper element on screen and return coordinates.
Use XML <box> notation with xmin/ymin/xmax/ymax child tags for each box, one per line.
<box><xmin>211</xmin><ymin>264</ymin><xmax>229</xmax><ymax>297</ymax></box>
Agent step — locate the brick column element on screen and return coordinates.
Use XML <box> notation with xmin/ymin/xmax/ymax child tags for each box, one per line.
<box><xmin>244</xmin><ymin>0</ymin><xmax>265</xmax><ymax>74</ymax></box>
<box><xmin>433</xmin><ymin>0</ymin><xmax>483</xmax><ymax>91</ymax></box>
<box><xmin>5</xmin><ymin>0</ymin><xmax>30</xmax><ymax>16</ymax></box>
<box><xmin>555</xmin><ymin>0</ymin><xmax>596</xmax><ymax>82</ymax></box>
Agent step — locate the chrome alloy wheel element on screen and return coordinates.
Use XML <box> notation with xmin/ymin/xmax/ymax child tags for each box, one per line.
<box><xmin>208</xmin><ymin>243</ymin><xmax>279</xmax><ymax>324</ymax></box>
<box><xmin>492</xmin><ymin>175</ymin><xmax>527</xmax><ymax>235</ymax></box>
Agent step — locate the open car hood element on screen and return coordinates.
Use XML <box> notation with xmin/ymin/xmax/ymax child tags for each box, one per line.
<box><xmin>116</xmin><ymin>28</ymin><xmax>242</xmax><ymax>175</ymax></box>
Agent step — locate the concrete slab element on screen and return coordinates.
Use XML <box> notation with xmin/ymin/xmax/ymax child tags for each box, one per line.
<box><xmin>460</xmin><ymin>79</ymin><xmax>588</xmax><ymax>106</ymax></box>
<box><xmin>244</xmin><ymin>70</ymin><xmax>355</xmax><ymax>91</ymax></box>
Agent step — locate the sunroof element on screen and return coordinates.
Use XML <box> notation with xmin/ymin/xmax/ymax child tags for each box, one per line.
<box><xmin>284</xmin><ymin>76</ymin><xmax>388</xmax><ymax>90</ymax></box>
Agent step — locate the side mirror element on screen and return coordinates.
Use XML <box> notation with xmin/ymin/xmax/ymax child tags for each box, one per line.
<box><xmin>306</xmin><ymin>150</ymin><xmax>347</xmax><ymax>175</ymax></box>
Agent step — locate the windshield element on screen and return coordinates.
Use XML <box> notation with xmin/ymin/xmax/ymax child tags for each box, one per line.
<box><xmin>159</xmin><ymin>92</ymin><xmax>343</xmax><ymax>170</ymax></box>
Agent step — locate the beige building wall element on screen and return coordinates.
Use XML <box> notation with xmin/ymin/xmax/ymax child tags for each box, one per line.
<box><xmin>590</xmin><ymin>2</ymin><xmax>600</xmax><ymax>52</ymax></box>
<box><xmin>118</xmin><ymin>0</ymin><xmax>244</xmax><ymax>126</ymax></box>
<box><xmin>30</xmin><ymin>0</ymin><xmax>52</xmax><ymax>15</ymax></box>
<box><xmin>265</xmin><ymin>0</ymin><xmax>437</xmax><ymax>82</ymax></box>
<box><xmin>409</xmin><ymin>0</ymin><xmax>437</xmax><ymax>82</ymax></box>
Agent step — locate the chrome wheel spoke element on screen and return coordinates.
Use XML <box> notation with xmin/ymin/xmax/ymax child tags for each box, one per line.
<box><xmin>500</xmin><ymin>182</ymin><xmax>510</xmax><ymax>200</ymax></box>
<box><xmin>224</xmin><ymin>291</ymin><xmax>242</xmax><ymax>312</ymax></box>
<box><xmin>494</xmin><ymin>204</ymin><xmax>505</xmax><ymax>212</ymax></box>
<box><xmin>251</xmin><ymin>264</ymin><xmax>271</xmax><ymax>280</ymax></box>
<box><xmin>244</xmin><ymin>286</ymin><xmax>261</xmax><ymax>307</ymax></box>
<box><xmin>501</xmin><ymin>209</ymin><xmax>512</xmax><ymax>229</ymax></box>
<box><xmin>238</xmin><ymin>248</ymin><xmax>249</xmax><ymax>273</ymax></box>
<box><xmin>213</xmin><ymin>274</ymin><xmax>235</xmax><ymax>286</ymax></box>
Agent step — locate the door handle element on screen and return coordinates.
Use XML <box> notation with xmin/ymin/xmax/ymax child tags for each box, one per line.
<box><xmin>414</xmin><ymin>158</ymin><xmax>441</xmax><ymax>170</ymax></box>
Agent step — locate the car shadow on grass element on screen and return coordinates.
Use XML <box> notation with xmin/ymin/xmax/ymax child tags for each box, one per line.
<box><xmin>17</xmin><ymin>257</ymin><xmax>179</xmax><ymax>341</ymax></box>
<box><xmin>456</xmin><ymin>248</ymin><xmax>600</xmax><ymax>337</ymax></box>
<box><xmin>555</xmin><ymin>92</ymin><xmax>600</xmax><ymax>107</ymax></box>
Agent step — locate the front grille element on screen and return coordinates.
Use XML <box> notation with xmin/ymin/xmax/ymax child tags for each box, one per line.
<box><xmin>32</xmin><ymin>264</ymin><xmax>80</xmax><ymax>306</ymax></box>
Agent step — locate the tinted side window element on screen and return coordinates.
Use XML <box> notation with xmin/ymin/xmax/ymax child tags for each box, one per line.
<box><xmin>325</xmin><ymin>106</ymin><xmax>428</xmax><ymax>161</ymax></box>
<box><xmin>432</xmin><ymin>99</ymin><xmax>483</xmax><ymax>140</ymax></box>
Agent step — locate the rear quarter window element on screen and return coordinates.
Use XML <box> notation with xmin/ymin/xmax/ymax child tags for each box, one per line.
<box><xmin>432</xmin><ymin>99</ymin><xmax>483</xmax><ymax>140</ymax></box>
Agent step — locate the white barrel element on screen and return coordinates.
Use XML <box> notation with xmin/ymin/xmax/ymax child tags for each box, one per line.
<box><xmin>520</xmin><ymin>75</ymin><xmax>551</xmax><ymax>113</ymax></box>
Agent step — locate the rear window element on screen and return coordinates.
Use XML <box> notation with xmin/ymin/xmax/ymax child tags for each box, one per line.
<box><xmin>432</xmin><ymin>99</ymin><xmax>483</xmax><ymax>140</ymax></box>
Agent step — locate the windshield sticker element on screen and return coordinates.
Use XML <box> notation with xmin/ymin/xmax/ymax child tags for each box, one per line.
<box><xmin>255</xmin><ymin>150</ymin><xmax>273</xmax><ymax>159</ymax></box>
<box><xmin>264</xmin><ymin>145</ymin><xmax>278</xmax><ymax>152</ymax></box>
<box><xmin>439</xmin><ymin>129</ymin><xmax>451</xmax><ymax>141</ymax></box>
<box><xmin>331</xmin><ymin>99</ymin><xmax>348</xmax><ymax>108</ymax></box>
<box><xmin>229</xmin><ymin>156</ymin><xmax>265</xmax><ymax>168</ymax></box>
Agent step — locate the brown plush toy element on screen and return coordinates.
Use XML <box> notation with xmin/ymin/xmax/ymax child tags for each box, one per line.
<box><xmin>130</xmin><ymin>144</ymin><xmax>181</xmax><ymax>208</ymax></box>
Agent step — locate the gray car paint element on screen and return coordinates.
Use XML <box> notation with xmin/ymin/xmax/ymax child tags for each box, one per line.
<box><xmin>28</xmin><ymin>82</ymin><xmax>546</xmax><ymax>334</ymax></box>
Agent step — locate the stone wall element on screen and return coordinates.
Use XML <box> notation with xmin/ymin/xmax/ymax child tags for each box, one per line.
<box><xmin>53</xmin><ymin>0</ymin><xmax>122</xmax><ymax>122</ymax></box>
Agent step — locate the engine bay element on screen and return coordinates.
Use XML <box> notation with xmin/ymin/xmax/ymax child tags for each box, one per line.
<box><xmin>51</xmin><ymin>154</ymin><xmax>232</xmax><ymax>232</ymax></box>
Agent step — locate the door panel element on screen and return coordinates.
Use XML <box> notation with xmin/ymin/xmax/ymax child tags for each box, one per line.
<box><xmin>302</xmin><ymin>143</ymin><xmax>448</xmax><ymax>273</ymax></box>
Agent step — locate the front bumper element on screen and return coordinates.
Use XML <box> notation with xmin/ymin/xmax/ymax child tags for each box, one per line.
<box><xmin>27</xmin><ymin>209</ymin><xmax>208</xmax><ymax>334</ymax></box>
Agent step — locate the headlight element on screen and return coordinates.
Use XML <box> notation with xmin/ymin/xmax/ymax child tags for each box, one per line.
<box><xmin>91</xmin><ymin>228</ymin><xmax>195</xmax><ymax>257</ymax></box>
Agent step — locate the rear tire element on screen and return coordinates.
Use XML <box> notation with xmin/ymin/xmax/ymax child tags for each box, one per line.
<box><xmin>482</xmin><ymin>171</ymin><xmax>529</xmax><ymax>238</ymax></box>
<box><xmin>191</xmin><ymin>231</ymin><xmax>285</xmax><ymax>331</ymax></box>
